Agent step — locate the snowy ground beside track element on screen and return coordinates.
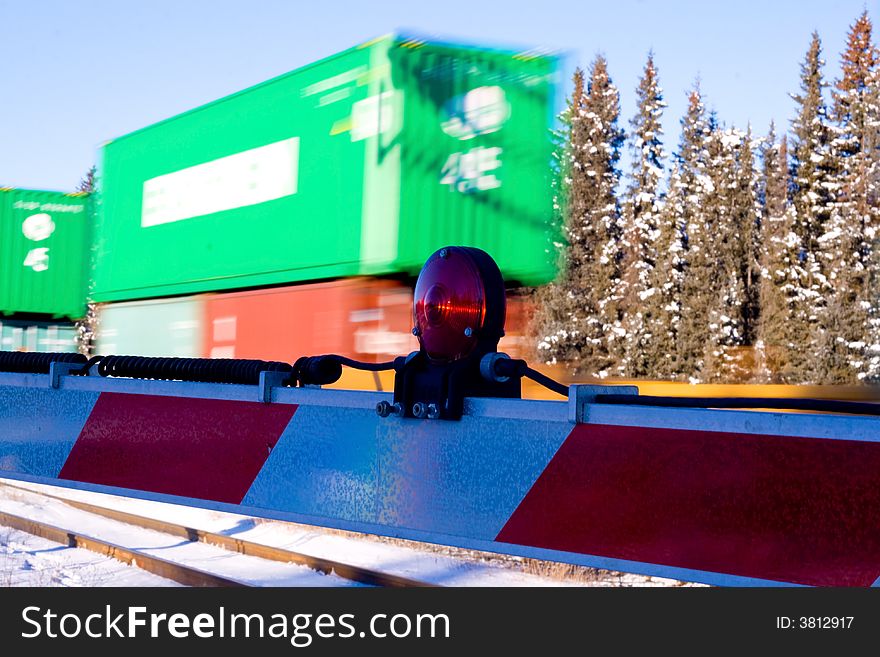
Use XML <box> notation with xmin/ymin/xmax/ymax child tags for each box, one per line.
<box><xmin>0</xmin><ymin>478</ymin><xmax>694</xmax><ymax>587</ymax></box>
<box><xmin>0</xmin><ymin>526</ymin><xmax>177</xmax><ymax>587</ymax></box>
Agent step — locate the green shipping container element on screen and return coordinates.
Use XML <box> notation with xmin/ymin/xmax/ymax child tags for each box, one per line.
<box><xmin>0</xmin><ymin>188</ymin><xmax>89</xmax><ymax>318</ymax></box>
<box><xmin>94</xmin><ymin>35</ymin><xmax>558</xmax><ymax>302</ymax></box>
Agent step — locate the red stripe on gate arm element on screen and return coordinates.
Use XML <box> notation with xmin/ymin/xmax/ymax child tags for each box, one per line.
<box><xmin>59</xmin><ymin>392</ymin><xmax>296</xmax><ymax>504</ymax></box>
<box><xmin>496</xmin><ymin>423</ymin><xmax>880</xmax><ymax>587</ymax></box>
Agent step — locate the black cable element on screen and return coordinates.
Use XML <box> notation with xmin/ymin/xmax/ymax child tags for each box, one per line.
<box><xmin>488</xmin><ymin>357</ymin><xmax>569</xmax><ymax>397</ymax></box>
<box><xmin>332</xmin><ymin>356</ymin><xmax>397</xmax><ymax>372</ymax></box>
<box><xmin>72</xmin><ymin>355</ymin><xmax>104</xmax><ymax>375</ymax></box>
<box><xmin>0</xmin><ymin>351</ymin><xmax>86</xmax><ymax>374</ymax></box>
<box><xmin>523</xmin><ymin>366</ymin><xmax>569</xmax><ymax>397</ymax></box>
<box><xmin>291</xmin><ymin>354</ymin><xmax>397</xmax><ymax>386</ymax></box>
<box><xmin>594</xmin><ymin>394</ymin><xmax>880</xmax><ymax>417</ymax></box>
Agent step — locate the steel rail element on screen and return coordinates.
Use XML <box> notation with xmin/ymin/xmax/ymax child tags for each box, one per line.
<box><xmin>0</xmin><ymin>481</ymin><xmax>436</xmax><ymax>588</ymax></box>
<box><xmin>0</xmin><ymin>509</ymin><xmax>248</xmax><ymax>587</ymax></box>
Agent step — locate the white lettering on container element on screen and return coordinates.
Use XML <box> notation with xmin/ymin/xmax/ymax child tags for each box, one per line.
<box><xmin>141</xmin><ymin>138</ymin><xmax>299</xmax><ymax>227</ymax></box>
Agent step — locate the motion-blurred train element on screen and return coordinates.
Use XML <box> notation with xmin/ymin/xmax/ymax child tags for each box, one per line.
<box><xmin>1</xmin><ymin>35</ymin><xmax>558</xmax><ymax>365</ymax></box>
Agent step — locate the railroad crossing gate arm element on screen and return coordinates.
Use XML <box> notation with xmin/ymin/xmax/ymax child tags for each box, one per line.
<box><xmin>1</xmin><ymin>373</ymin><xmax>879</xmax><ymax>587</ymax></box>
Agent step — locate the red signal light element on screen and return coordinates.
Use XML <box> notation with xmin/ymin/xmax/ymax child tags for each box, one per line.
<box><xmin>413</xmin><ymin>246</ymin><xmax>505</xmax><ymax>362</ymax></box>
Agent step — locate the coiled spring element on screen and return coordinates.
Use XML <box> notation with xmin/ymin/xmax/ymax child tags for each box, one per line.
<box><xmin>0</xmin><ymin>351</ymin><xmax>87</xmax><ymax>374</ymax></box>
<box><xmin>0</xmin><ymin>351</ymin><xmax>393</xmax><ymax>388</ymax></box>
<box><xmin>96</xmin><ymin>355</ymin><xmax>292</xmax><ymax>385</ymax></box>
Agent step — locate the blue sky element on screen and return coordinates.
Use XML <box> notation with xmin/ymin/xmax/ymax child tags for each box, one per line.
<box><xmin>0</xmin><ymin>0</ymin><xmax>873</xmax><ymax>191</ymax></box>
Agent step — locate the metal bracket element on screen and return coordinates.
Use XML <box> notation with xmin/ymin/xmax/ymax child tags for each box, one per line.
<box><xmin>48</xmin><ymin>362</ymin><xmax>83</xmax><ymax>389</ymax></box>
<box><xmin>389</xmin><ymin>350</ymin><xmax>521</xmax><ymax>421</ymax></box>
<box><xmin>568</xmin><ymin>384</ymin><xmax>639</xmax><ymax>424</ymax></box>
<box><xmin>258</xmin><ymin>370</ymin><xmax>290</xmax><ymax>403</ymax></box>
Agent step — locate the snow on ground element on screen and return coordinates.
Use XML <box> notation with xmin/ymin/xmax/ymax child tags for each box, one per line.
<box><xmin>0</xmin><ymin>478</ymin><xmax>693</xmax><ymax>587</ymax></box>
<box><xmin>0</xmin><ymin>483</ymin><xmax>362</xmax><ymax>587</ymax></box>
<box><xmin>0</xmin><ymin>526</ymin><xmax>177</xmax><ymax>587</ymax></box>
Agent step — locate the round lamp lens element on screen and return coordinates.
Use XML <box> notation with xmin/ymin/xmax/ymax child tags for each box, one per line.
<box><xmin>423</xmin><ymin>284</ymin><xmax>450</xmax><ymax>327</ymax></box>
<box><xmin>414</xmin><ymin>248</ymin><xmax>486</xmax><ymax>362</ymax></box>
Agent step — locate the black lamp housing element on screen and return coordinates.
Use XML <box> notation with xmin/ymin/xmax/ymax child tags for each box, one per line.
<box><xmin>389</xmin><ymin>246</ymin><xmax>520</xmax><ymax>420</ymax></box>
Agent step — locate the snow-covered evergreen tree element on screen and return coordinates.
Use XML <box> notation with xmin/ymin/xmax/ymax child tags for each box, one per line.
<box><xmin>813</xmin><ymin>12</ymin><xmax>880</xmax><ymax>382</ymax></box>
<box><xmin>755</xmin><ymin>126</ymin><xmax>812</xmax><ymax>382</ymax></box>
<box><xmin>582</xmin><ymin>56</ymin><xmax>627</xmax><ymax>373</ymax></box>
<box><xmin>532</xmin><ymin>70</ymin><xmax>579</xmax><ymax>364</ymax></box>
<box><xmin>672</xmin><ymin>85</ymin><xmax>715</xmax><ymax>380</ymax></box>
<box><xmin>789</xmin><ymin>32</ymin><xmax>834</xmax><ymax>377</ymax></box>
<box><xmin>791</xmin><ymin>33</ymin><xmax>835</xmax><ymax>262</ymax></box>
<box><xmin>701</xmin><ymin>126</ymin><xmax>756</xmax><ymax>382</ymax></box>
<box><xmin>644</xmin><ymin>162</ymin><xmax>687</xmax><ymax>378</ymax></box>
<box><xmin>535</xmin><ymin>58</ymin><xmax>625</xmax><ymax>377</ymax></box>
<box><xmin>534</xmin><ymin>69</ymin><xmax>584</xmax><ymax>369</ymax></box>
<box><xmin>867</xmin><ymin>40</ymin><xmax>880</xmax><ymax>380</ymax></box>
<box><xmin>546</xmin><ymin>68</ymin><xmax>578</xmax><ymax>274</ymax></box>
<box><xmin>74</xmin><ymin>166</ymin><xmax>98</xmax><ymax>357</ymax></box>
<box><xmin>620</xmin><ymin>53</ymin><xmax>666</xmax><ymax>377</ymax></box>
<box><xmin>738</xmin><ymin>126</ymin><xmax>763</xmax><ymax>348</ymax></box>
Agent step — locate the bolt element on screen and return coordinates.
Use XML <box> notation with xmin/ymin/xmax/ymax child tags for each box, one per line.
<box><xmin>439</xmin><ymin>248</ymin><xmax>448</xmax><ymax>259</ymax></box>
<box><xmin>377</xmin><ymin>400</ymin><xmax>405</xmax><ymax>417</ymax></box>
<box><xmin>464</xmin><ymin>327</ymin><xmax>473</xmax><ymax>337</ymax></box>
<box><xmin>426</xmin><ymin>403</ymin><xmax>440</xmax><ymax>419</ymax></box>
<box><xmin>412</xmin><ymin>402</ymin><xmax>428</xmax><ymax>418</ymax></box>
<box><xmin>412</xmin><ymin>327</ymin><xmax>421</xmax><ymax>337</ymax></box>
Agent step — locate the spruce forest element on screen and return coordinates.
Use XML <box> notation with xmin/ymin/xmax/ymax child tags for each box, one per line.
<box><xmin>534</xmin><ymin>12</ymin><xmax>880</xmax><ymax>385</ymax></box>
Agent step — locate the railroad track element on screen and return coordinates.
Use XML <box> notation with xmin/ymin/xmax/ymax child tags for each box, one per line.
<box><xmin>0</xmin><ymin>481</ymin><xmax>435</xmax><ymax>588</ymax></box>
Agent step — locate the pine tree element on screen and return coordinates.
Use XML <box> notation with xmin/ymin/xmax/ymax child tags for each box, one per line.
<box><xmin>643</xmin><ymin>162</ymin><xmax>687</xmax><ymax>378</ymax></box>
<box><xmin>673</xmin><ymin>84</ymin><xmax>715</xmax><ymax>380</ymax></box>
<box><xmin>760</xmin><ymin>123</ymin><xmax>790</xmax><ymax>217</ymax></box>
<box><xmin>834</xmin><ymin>11</ymin><xmax>879</xmax><ymax>143</ymax></box>
<box><xmin>546</xmin><ymin>71</ymin><xmax>578</xmax><ymax>275</ymax></box>
<box><xmin>701</xmin><ymin>126</ymin><xmax>754</xmax><ymax>382</ymax></box>
<box><xmin>75</xmin><ymin>166</ymin><xmax>98</xmax><ymax>356</ymax></box>
<box><xmin>620</xmin><ymin>53</ymin><xmax>667</xmax><ymax>377</ymax></box>
<box><xmin>755</xmin><ymin>127</ymin><xmax>812</xmax><ymax>381</ymax></box>
<box><xmin>534</xmin><ymin>69</ymin><xmax>584</xmax><ymax>368</ymax></box>
<box><xmin>582</xmin><ymin>55</ymin><xmax>627</xmax><ymax>373</ymax></box>
<box><xmin>535</xmin><ymin>58</ymin><xmax>625</xmax><ymax>377</ymax></box>
<box><xmin>867</xmin><ymin>49</ymin><xmax>880</xmax><ymax>380</ymax></box>
<box><xmin>791</xmin><ymin>32</ymin><xmax>834</xmax><ymax>265</ymax></box>
<box><xmin>814</xmin><ymin>12</ymin><xmax>880</xmax><ymax>382</ymax></box>
<box><xmin>77</xmin><ymin>165</ymin><xmax>96</xmax><ymax>194</ymax></box>
<box><xmin>705</xmin><ymin>127</ymin><xmax>761</xmax><ymax>382</ymax></box>
<box><xmin>739</xmin><ymin>127</ymin><xmax>763</xmax><ymax>348</ymax></box>
<box><xmin>789</xmin><ymin>32</ymin><xmax>834</xmax><ymax>380</ymax></box>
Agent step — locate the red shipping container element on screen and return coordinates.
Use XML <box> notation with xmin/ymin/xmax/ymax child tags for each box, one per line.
<box><xmin>498</xmin><ymin>293</ymin><xmax>535</xmax><ymax>360</ymax></box>
<box><xmin>204</xmin><ymin>279</ymin><xmax>418</xmax><ymax>363</ymax></box>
